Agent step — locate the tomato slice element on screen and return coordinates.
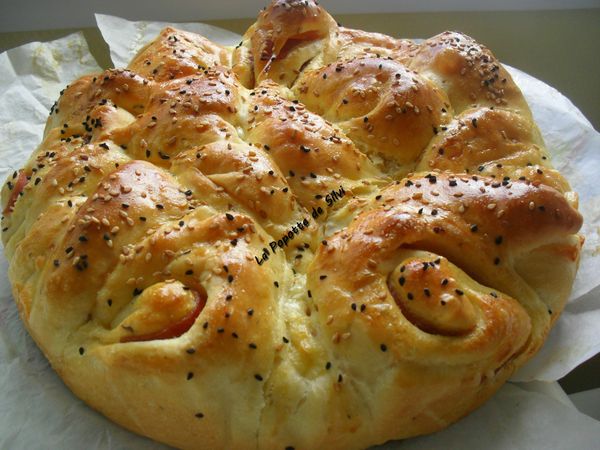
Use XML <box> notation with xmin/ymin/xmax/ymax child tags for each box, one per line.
<box><xmin>3</xmin><ymin>171</ymin><xmax>28</xmax><ymax>215</ymax></box>
<box><xmin>120</xmin><ymin>291</ymin><xmax>206</xmax><ymax>343</ymax></box>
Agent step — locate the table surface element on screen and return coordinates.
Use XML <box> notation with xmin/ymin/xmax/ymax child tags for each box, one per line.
<box><xmin>0</xmin><ymin>9</ymin><xmax>598</xmax><ymax>393</ymax></box>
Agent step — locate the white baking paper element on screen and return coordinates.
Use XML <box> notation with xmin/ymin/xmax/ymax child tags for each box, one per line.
<box><xmin>95</xmin><ymin>14</ymin><xmax>242</xmax><ymax>68</ymax></box>
<box><xmin>0</xmin><ymin>32</ymin><xmax>102</xmax><ymax>181</ymax></box>
<box><xmin>504</xmin><ymin>65</ymin><xmax>600</xmax><ymax>382</ymax></box>
<box><xmin>0</xmin><ymin>18</ymin><xmax>599</xmax><ymax>450</ymax></box>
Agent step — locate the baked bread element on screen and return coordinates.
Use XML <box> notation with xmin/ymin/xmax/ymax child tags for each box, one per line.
<box><xmin>0</xmin><ymin>1</ymin><xmax>583</xmax><ymax>449</ymax></box>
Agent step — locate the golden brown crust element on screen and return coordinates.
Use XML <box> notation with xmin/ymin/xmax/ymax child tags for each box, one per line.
<box><xmin>0</xmin><ymin>1</ymin><xmax>583</xmax><ymax>449</ymax></box>
<box><xmin>128</xmin><ymin>27</ymin><xmax>231</xmax><ymax>82</ymax></box>
<box><xmin>294</xmin><ymin>58</ymin><xmax>452</xmax><ymax>176</ymax></box>
<box><xmin>408</xmin><ymin>31</ymin><xmax>531</xmax><ymax>115</ymax></box>
<box><xmin>335</xmin><ymin>27</ymin><xmax>419</xmax><ymax>64</ymax></box>
<box><xmin>233</xmin><ymin>0</ymin><xmax>338</xmax><ymax>88</ymax></box>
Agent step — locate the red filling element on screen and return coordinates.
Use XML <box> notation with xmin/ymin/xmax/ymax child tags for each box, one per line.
<box><xmin>120</xmin><ymin>291</ymin><xmax>206</xmax><ymax>343</ymax></box>
<box><xmin>3</xmin><ymin>171</ymin><xmax>28</xmax><ymax>215</ymax></box>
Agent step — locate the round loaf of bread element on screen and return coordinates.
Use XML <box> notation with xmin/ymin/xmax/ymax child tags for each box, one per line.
<box><xmin>0</xmin><ymin>1</ymin><xmax>583</xmax><ymax>449</ymax></box>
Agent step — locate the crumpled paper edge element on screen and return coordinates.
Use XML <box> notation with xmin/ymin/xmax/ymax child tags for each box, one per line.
<box><xmin>95</xmin><ymin>14</ymin><xmax>242</xmax><ymax>69</ymax></box>
<box><xmin>506</xmin><ymin>64</ymin><xmax>600</xmax><ymax>301</ymax></box>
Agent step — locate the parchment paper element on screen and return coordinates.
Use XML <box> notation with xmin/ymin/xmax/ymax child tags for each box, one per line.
<box><xmin>0</xmin><ymin>16</ymin><xmax>598</xmax><ymax>450</ymax></box>
<box><xmin>95</xmin><ymin>14</ymin><xmax>241</xmax><ymax>69</ymax></box>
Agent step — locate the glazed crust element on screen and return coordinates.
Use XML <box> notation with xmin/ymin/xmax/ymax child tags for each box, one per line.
<box><xmin>1</xmin><ymin>1</ymin><xmax>583</xmax><ymax>449</ymax></box>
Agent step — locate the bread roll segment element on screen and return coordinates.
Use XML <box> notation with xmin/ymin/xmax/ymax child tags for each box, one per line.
<box><xmin>1</xmin><ymin>1</ymin><xmax>583</xmax><ymax>449</ymax></box>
